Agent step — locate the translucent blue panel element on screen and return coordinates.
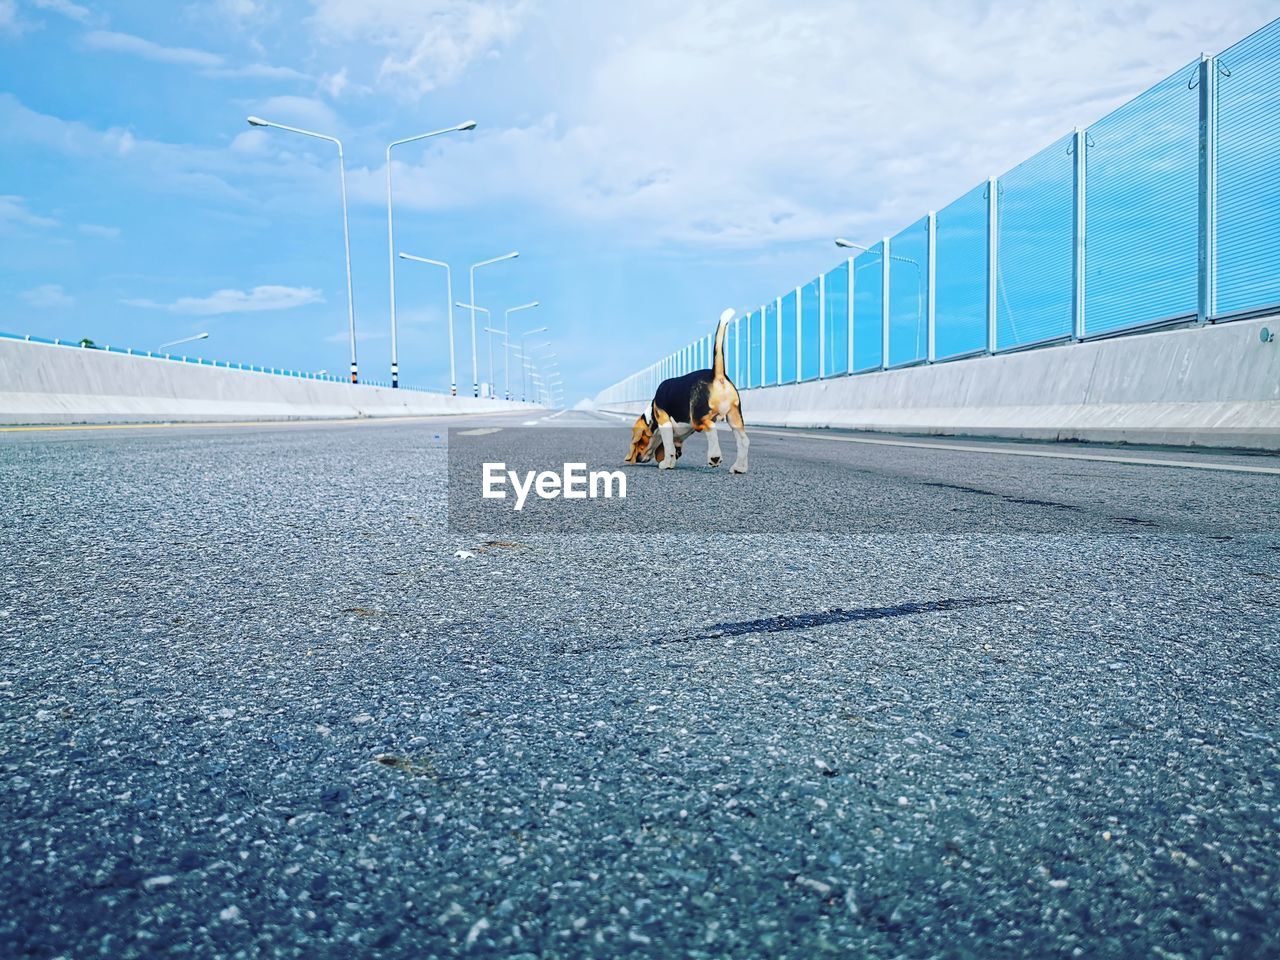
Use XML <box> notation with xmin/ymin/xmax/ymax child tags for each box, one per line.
<box><xmin>934</xmin><ymin>183</ymin><xmax>989</xmax><ymax>358</ymax></box>
<box><xmin>1215</xmin><ymin>20</ymin><xmax>1280</xmax><ymax>316</ymax></box>
<box><xmin>887</xmin><ymin>216</ymin><xmax>930</xmax><ymax>366</ymax></box>
<box><xmin>764</xmin><ymin>301</ymin><xmax>778</xmax><ymax>384</ymax></box>
<box><xmin>780</xmin><ymin>291</ymin><xmax>798</xmax><ymax>383</ymax></box>
<box><xmin>737</xmin><ymin>323</ymin><xmax>747</xmax><ymax>384</ymax></box>
<box><xmin>747</xmin><ymin>310</ymin><xmax>761</xmax><ymax>388</ymax></box>
<box><xmin>738</xmin><ymin>319</ymin><xmax>747</xmax><ymax>382</ymax></box>
<box><xmin>725</xmin><ymin>321</ymin><xmax>737</xmax><ymax>381</ymax></box>
<box><xmin>852</xmin><ymin>244</ymin><xmax>884</xmax><ymax>371</ymax></box>
<box><xmin>996</xmin><ymin>133</ymin><xmax>1074</xmax><ymax>349</ymax></box>
<box><xmin>1084</xmin><ymin>62</ymin><xmax>1199</xmax><ymax>334</ymax></box>
<box><xmin>800</xmin><ymin>279</ymin><xmax>820</xmax><ymax>380</ymax></box>
<box><xmin>823</xmin><ymin>262</ymin><xmax>850</xmax><ymax>376</ymax></box>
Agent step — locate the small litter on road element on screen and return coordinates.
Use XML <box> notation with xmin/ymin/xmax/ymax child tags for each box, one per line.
<box><xmin>373</xmin><ymin>754</ymin><xmax>437</xmax><ymax>778</ymax></box>
<box><xmin>454</xmin><ymin>550</ymin><xmax>475</xmax><ymax>559</ymax></box>
<box><xmin>477</xmin><ymin>540</ymin><xmax>526</xmax><ymax>552</ymax></box>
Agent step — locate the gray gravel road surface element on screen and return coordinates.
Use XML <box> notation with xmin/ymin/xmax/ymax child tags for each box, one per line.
<box><xmin>2</xmin><ymin>412</ymin><xmax>1278</xmax><ymax>958</ymax></box>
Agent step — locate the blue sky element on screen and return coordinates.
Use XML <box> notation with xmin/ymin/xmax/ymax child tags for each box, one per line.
<box><xmin>0</xmin><ymin>1</ymin><xmax>1273</xmax><ymax>402</ymax></box>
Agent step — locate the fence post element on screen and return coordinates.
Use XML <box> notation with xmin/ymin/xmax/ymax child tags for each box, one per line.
<box><xmin>818</xmin><ymin>274</ymin><xmax>826</xmax><ymax>378</ymax></box>
<box><xmin>1072</xmin><ymin>127</ymin><xmax>1087</xmax><ymax>340</ymax></box>
<box><xmin>927</xmin><ymin>211</ymin><xmax>937</xmax><ymax>362</ymax></box>
<box><xmin>847</xmin><ymin>257</ymin><xmax>855</xmax><ymax>373</ymax></box>
<box><xmin>880</xmin><ymin>237</ymin><xmax>890</xmax><ymax>369</ymax></box>
<box><xmin>739</xmin><ymin>319</ymin><xmax>746</xmax><ymax>384</ymax></box>
<box><xmin>1197</xmin><ymin>53</ymin><xmax>1217</xmax><ymax>324</ymax></box>
<box><xmin>752</xmin><ymin>305</ymin><xmax>762</xmax><ymax>386</ymax></box>
<box><xmin>987</xmin><ymin>177</ymin><xmax>998</xmax><ymax>353</ymax></box>
<box><xmin>774</xmin><ymin>296</ymin><xmax>783</xmax><ymax>385</ymax></box>
<box><xmin>794</xmin><ymin>286</ymin><xmax>802</xmax><ymax>381</ymax></box>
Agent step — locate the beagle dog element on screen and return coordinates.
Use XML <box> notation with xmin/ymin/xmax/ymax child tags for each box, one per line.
<box><xmin>624</xmin><ymin>308</ymin><xmax>749</xmax><ymax>474</ymax></box>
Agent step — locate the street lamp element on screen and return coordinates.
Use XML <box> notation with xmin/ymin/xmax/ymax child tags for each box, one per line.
<box><xmin>399</xmin><ymin>253</ymin><xmax>455</xmax><ymax>394</ymax></box>
<box><xmin>503</xmin><ymin>301</ymin><xmax>539</xmax><ymax>399</ymax></box>
<box><xmin>456</xmin><ymin>302</ymin><xmax>495</xmax><ymax>396</ymax></box>
<box><xmin>469</xmin><ymin>253</ymin><xmax>518</xmax><ymax>397</ymax></box>
<box><xmin>519</xmin><ymin>326</ymin><xmax>548</xmax><ymax>402</ymax></box>
<box><xmin>159</xmin><ymin>332</ymin><xmax>209</xmax><ymax>351</ymax></box>
<box><xmin>386</xmin><ymin>121</ymin><xmax>477</xmax><ymax>388</ymax></box>
<box><xmin>247</xmin><ymin>115</ymin><xmax>358</xmax><ymax>383</ymax></box>
<box><xmin>483</xmin><ymin>325</ymin><xmax>509</xmax><ymax>400</ymax></box>
<box><xmin>836</xmin><ymin>238</ymin><xmax>924</xmax><ymax>358</ymax></box>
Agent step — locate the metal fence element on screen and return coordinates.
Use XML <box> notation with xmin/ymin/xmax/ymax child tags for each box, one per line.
<box><xmin>0</xmin><ymin>331</ymin><xmax>411</xmax><ymax>390</ymax></box>
<box><xmin>596</xmin><ymin>18</ymin><xmax>1280</xmax><ymax>406</ymax></box>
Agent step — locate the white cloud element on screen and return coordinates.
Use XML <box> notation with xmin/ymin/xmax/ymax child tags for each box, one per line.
<box><xmin>321</xmin><ymin>67</ymin><xmax>348</xmax><ymax>97</ymax></box>
<box><xmin>20</xmin><ymin>284</ymin><xmax>75</xmax><ymax>308</ymax></box>
<box><xmin>123</xmin><ymin>285</ymin><xmax>325</xmax><ymax>315</ymax></box>
<box><xmin>308</xmin><ymin>0</ymin><xmax>526</xmax><ymax>96</ymax></box>
<box><xmin>82</xmin><ymin>29</ymin><xmax>307</xmax><ymax>81</ymax></box>
<box><xmin>83</xmin><ymin>29</ymin><xmax>224</xmax><ymax>68</ymax></box>
<box><xmin>248</xmin><ymin>95</ymin><xmax>340</xmax><ymax>133</ymax></box>
<box><xmin>0</xmin><ymin>194</ymin><xmax>59</xmax><ymax>229</ymax></box>
<box><xmin>0</xmin><ymin>0</ymin><xmax>24</xmax><ymax>35</ymax></box>
<box><xmin>210</xmin><ymin>62</ymin><xmax>310</xmax><ymax>81</ymax></box>
<box><xmin>78</xmin><ymin>223</ymin><xmax>121</xmax><ymax>239</ymax></box>
<box><xmin>215</xmin><ymin>0</ymin><xmax>262</xmax><ymax>20</ymax></box>
<box><xmin>33</xmin><ymin>0</ymin><xmax>92</xmax><ymax>23</ymax></box>
<box><xmin>0</xmin><ymin>93</ymin><xmax>332</xmax><ymax>202</ymax></box>
<box><xmin>356</xmin><ymin>0</ymin><xmax>1277</xmax><ymax>250</ymax></box>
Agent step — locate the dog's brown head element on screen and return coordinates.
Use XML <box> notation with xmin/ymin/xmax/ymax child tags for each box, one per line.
<box><xmin>625</xmin><ymin>414</ymin><xmax>653</xmax><ymax>463</ymax></box>
<box><xmin>624</xmin><ymin>414</ymin><xmax>683</xmax><ymax>464</ymax></box>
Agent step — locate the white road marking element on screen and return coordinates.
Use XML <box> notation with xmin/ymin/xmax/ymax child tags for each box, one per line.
<box><xmin>751</xmin><ymin>428</ymin><xmax>1280</xmax><ymax>477</ymax></box>
<box><xmin>455</xmin><ymin>427</ymin><xmax>502</xmax><ymax>436</ymax></box>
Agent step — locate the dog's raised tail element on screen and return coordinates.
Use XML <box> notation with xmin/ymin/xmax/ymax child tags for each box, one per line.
<box><xmin>713</xmin><ymin>307</ymin><xmax>735</xmax><ymax>381</ymax></box>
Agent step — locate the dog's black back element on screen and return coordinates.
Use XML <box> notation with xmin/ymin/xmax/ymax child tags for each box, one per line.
<box><xmin>648</xmin><ymin>370</ymin><xmax>713</xmax><ymax>427</ymax></box>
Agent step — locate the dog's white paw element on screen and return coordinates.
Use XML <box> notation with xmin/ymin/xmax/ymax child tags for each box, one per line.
<box><xmin>708</xmin><ymin>456</ymin><xmax>721</xmax><ymax>468</ymax></box>
<box><xmin>659</xmin><ymin>458</ymin><xmax>676</xmax><ymax>470</ymax></box>
<box><xmin>730</xmin><ymin>461</ymin><xmax>748</xmax><ymax>474</ymax></box>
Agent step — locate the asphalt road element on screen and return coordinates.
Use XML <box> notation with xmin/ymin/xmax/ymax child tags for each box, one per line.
<box><xmin>2</xmin><ymin>411</ymin><xmax>1278</xmax><ymax>959</ymax></box>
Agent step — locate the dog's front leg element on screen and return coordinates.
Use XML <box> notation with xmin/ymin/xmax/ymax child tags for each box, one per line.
<box><xmin>657</xmin><ymin>421</ymin><xmax>677</xmax><ymax>469</ymax></box>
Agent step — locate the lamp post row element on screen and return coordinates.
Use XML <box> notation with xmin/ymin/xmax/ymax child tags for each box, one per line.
<box><xmin>247</xmin><ymin>115</ymin><xmax>551</xmax><ymax>401</ymax></box>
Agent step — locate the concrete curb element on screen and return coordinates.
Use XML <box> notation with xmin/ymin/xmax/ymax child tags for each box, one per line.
<box><xmin>0</xmin><ymin>338</ymin><xmax>533</xmax><ymax>424</ymax></box>
<box><xmin>599</xmin><ymin>316</ymin><xmax>1280</xmax><ymax>451</ymax></box>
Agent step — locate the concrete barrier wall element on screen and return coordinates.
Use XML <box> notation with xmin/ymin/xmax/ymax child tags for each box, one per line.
<box><xmin>599</xmin><ymin>316</ymin><xmax>1280</xmax><ymax>450</ymax></box>
<box><xmin>0</xmin><ymin>338</ymin><xmax>531</xmax><ymax>424</ymax></box>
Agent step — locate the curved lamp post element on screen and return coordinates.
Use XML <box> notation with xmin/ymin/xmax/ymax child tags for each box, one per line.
<box><xmin>159</xmin><ymin>332</ymin><xmax>209</xmax><ymax>351</ymax></box>
<box><xmin>386</xmin><ymin>121</ymin><xmax>476</xmax><ymax>387</ymax></box>
<box><xmin>456</xmin><ymin>302</ymin><xmax>493</xmax><ymax>396</ymax></box>
<box><xmin>503</xmin><ymin>301</ymin><xmax>539</xmax><ymax>400</ymax></box>
<box><xmin>469</xmin><ymin>252</ymin><xmax>518</xmax><ymax>397</ymax></box>
<box><xmin>398</xmin><ymin>253</ymin><xmax>456</xmax><ymax>394</ymax></box>
<box><xmin>247</xmin><ymin>116</ymin><xmax>358</xmax><ymax>383</ymax></box>
<box><xmin>519</xmin><ymin>327</ymin><xmax>548</xmax><ymax>402</ymax></box>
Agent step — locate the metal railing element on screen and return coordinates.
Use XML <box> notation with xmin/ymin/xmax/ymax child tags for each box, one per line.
<box><xmin>0</xmin><ymin>331</ymin><xmax>437</xmax><ymax>393</ymax></box>
<box><xmin>597</xmin><ymin>17</ymin><xmax>1280</xmax><ymax>405</ymax></box>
